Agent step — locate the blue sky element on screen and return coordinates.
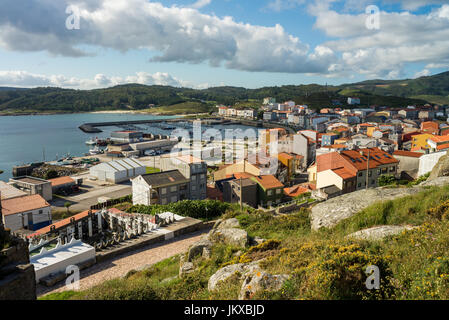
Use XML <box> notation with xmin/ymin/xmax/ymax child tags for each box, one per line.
<box><xmin>0</xmin><ymin>0</ymin><xmax>448</xmax><ymax>89</ymax></box>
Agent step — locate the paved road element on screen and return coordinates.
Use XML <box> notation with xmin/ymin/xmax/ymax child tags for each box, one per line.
<box><xmin>37</xmin><ymin>229</ymin><xmax>207</xmax><ymax>297</ymax></box>
<box><xmin>51</xmin><ymin>184</ymin><xmax>132</xmax><ymax>212</ymax></box>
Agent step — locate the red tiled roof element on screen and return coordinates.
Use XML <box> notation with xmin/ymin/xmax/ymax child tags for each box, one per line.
<box><xmin>284</xmin><ymin>185</ymin><xmax>310</xmax><ymax>197</ymax></box>
<box><xmin>30</xmin><ymin>210</ymin><xmax>96</xmax><ymax>237</ymax></box>
<box><xmin>234</xmin><ymin>172</ymin><xmax>255</xmax><ymax>180</ymax></box>
<box><xmin>332</xmin><ymin>168</ymin><xmax>356</xmax><ymax>180</ymax></box>
<box><xmin>252</xmin><ymin>175</ymin><xmax>284</xmax><ymax>190</ymax></box>
<box><xmin>429</xmin><ymin>135</ymin><xmax>449</xmax><ymax>143</ymax></box>
<box><xmin>2</xmin><ymin>195</ymin><xmax>50</xmax><ymax>216</ymax></box>
<box><xmin>437</xmin><ymin>143</ymin><xmax>449</xmax><ymax>151</ymax></box>
<box><xmin>49</xmin><ymin>176</ymin><xmax>75</xmax><ymax>187</ymax></box>
<box><xmin>393</xmin><ymin>150</ymin><xmax>424</xmax><ymax>158</ymax></box>
<box><xmin>317</xmin><ymin>148</ymin><xmax>398</xmax><ymax>173</ymax></box>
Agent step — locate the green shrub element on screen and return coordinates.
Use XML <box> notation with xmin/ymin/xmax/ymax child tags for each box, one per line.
<box><xmin>129</xmin><ymin>200</ymin><xmax>230</xmax><ymax>221</ymax></box>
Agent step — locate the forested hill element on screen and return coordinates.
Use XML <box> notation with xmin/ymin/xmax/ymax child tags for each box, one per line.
<box><xmin>0</xmin><ymin>71</ymin><xmax>448</xmax><ymax>114</ymax></box>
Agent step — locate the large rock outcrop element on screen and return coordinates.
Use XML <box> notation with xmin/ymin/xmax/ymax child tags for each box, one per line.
<box><xmin>429</xmin><ymin>151</ymin><xmax>449</xmax><ymax>180</ymax></box>
<box><xmin>207</xmin><ymin>218</ymin><xmax>249</xmax><ymax>248</ymax></box>
<box><xmin>239</xmin><ymin>271</ymin><xmax>290</xmax><ymax>300</ymax></box>
<box><xmin>346</xmin><ymin>225</ymin><xmax>416</xmax><ymax>241</ymax></box>
<box><xmin>187</xmin><ymin>238</ymin><xmax>213</xmax><ymax>262</ymax></box>
<box><xmin>420</xmin><ymin>176</ymin><xmax>449</xmax><ymax>187</ymax></box>
<box><xmin>209</xmin><ymin>228</ymin><xmax>249</xmax><ymax>248</ymax></box>
<box><xmin>213</xmin><ymin>218</ymin><xmax>240</xmax><ymax>230</ymax></box>
<box><xmin>208</xmin><ymin>261</ymin><xmax>261</xmax><ymax>292</ymax></box>
<box><xmin>311</xmin><ymin>187</ymin><xmax>423</xmax><ymax>230</ymax></box>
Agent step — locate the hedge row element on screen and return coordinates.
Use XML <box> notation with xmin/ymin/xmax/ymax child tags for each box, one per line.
<box><xmin>128</xmin><ymin>200</ymin><xmax>231</xmax><ymax>221</ymax></box>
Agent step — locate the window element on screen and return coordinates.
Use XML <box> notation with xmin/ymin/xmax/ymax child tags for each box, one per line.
<box><xmin>180</xmin><ymin>185</ymin><xmax>187</xmax><ymax>191</ymax></box>
<box><xmin>358</xmin><ymin>172</ymin><xmax>363</xmax><ymax>177</ymax></box>
<box><xmin>161</xmin><ymin>188</ymin><xmax>167</xmax><ymax>195</ymax></box>
<box><xmin>39</xmin><ymin>210</ymin><xmax>43</xmax><ymax>214</ymax></box>
<box><xmin>267</xmin><ymin>190</ymin><xmax>273</xmax><ymax>196</ymax></box>
<box><xmin>161</xmin><ymin>198</ymin><xmax>168</xmax><ymax>205</ymax></box>
<box><xmin>371</xmin><ymin>180</ymin><xmax>375</xmax><ymax>185</ymax></box>
<box><xmin>368</xmin><ymin>171</ymin><xmax>372</xmax><ymax>177</ymax></box>
<box><xmin>276</xmin><ymin>189</ymin><xmax>281</xmax><ymax>194</ymax></box>
<box><xmin>358</xmin><ymin>183</ymin><xmax>362</xmax><ymax>188</ymax></box>
<box><xmin>192</xmin><ymin>185</ymin><xmax>197</xmax><ymax>191</ymax></box>
<box><xmin>191</xmin><ymin>175</ymin><xmax>197</xmax><ymax>181</ymax></box>
<box><xmin>390</xmin><ymin>166</ymin><xmax>395</xmax><ymax>172</ymax></box>
<box><xmin>171</xmin><ymin>196</ymin><xmax>177</xmax><ymax>203</ymax></box>
<box><xmin>170</xmin><ymin>186</ymin><xmax>177</xmax><ymax>192</ymax></box>
<box><xmin>200</xmin><ymin>174</ymin><xmax>205</xmax><ymax>180</ymax></box>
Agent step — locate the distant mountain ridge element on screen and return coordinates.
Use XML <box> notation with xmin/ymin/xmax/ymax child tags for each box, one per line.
<box><xmin>0</xmin><ymin>71</ymin><xmax>447</xmax><ymax>114</ymax></box>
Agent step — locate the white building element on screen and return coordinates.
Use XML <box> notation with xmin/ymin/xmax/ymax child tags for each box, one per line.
<box><xmin>1</xmin><ymin>194</ymin><xmax>52</xmax><ymax>232</ymax></box>
<box><xmin>348</xmin><ymin>97</ymin><xmax>361</xmax><ymax>105</ymax></box>
<box><xmin>30</xmin><ymin>238</ymin><xmax>96</xmax><ymax>283</ymax></box>
<box><xmin>418</xmin><ymin>151</ymin><xmax>447</xmax><ymax>177</ymax></box>
<box><xmin>89</xmin><ymin>158</ymin><xmax>147</xmax><ymax>183</ymax></box>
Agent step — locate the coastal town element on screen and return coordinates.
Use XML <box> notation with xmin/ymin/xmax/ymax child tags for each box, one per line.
<box><xmin>2</xmin><ymin>94</ymin><xmax>449</xmax><ymax>300</ymax></box>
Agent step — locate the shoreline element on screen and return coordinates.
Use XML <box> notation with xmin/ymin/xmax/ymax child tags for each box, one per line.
<box><xmin>0</xmin><ymin>111</ymin><xmax>203</xmax><ymax>117</ymax></box>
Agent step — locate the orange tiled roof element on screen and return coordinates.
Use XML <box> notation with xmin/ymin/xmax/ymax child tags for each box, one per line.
<box><xmin>234</xmin><ymin>172</ymin><xmax>255</xmax><ymax>179</ymax></box>
<box><xmin>252</xmin><ymin>175</ymin><xmax>284</xmax><ymax>190</ymax></box>
<box><xmin>437</xmin><ymin>143</ymin><xmax>449</xmax><ymax>151</ymax></box>
<box><xmin>2</xmin><ymin>195</ymin><xmax>50</xmax><ymax>216</ymax></box>
<box><xmin>429</xmin><ymin>135</ymin><xmax>449</xmax><ymax>143</ymax></box>
<box><xmin>284</xmin><ymin>185</ymin><xmax>310</xmax><ymax>197</ymax></box>
<box><xmin>30</xmin><ymin>210</ymin><xmax>95</xmax><ymax>236</ymax></box>
<box><xmin>332</xmin><ymin>167</ymin><xmax>356</xmax><ymax>180</ymax></box>
<box><xmin>393</xmin><ymin>150</ymin><xmax>424</xmax><ymax>158</ymax></box>
<box><xmin>49</xmin><ymin>176</ymin><xmax>75</xmax><ymax>187</ymax></box>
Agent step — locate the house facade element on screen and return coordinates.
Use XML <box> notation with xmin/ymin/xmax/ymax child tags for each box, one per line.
<box><xmin>132</xmin><ymin>170</ymin><xmax>190</xmax><ymax>206</ymax></box>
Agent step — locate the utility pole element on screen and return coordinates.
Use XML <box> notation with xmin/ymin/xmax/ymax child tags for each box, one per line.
<box><xmin>0</xmin><ymin>192</ymin><xmax>3</xmax><ymax>230</ymax></box>
<box><xmin>366</xmin><ymin>149</ymin><xmax>370</xmax><ymax>190</ymax></box>
<box><xmin>240</xmin><ymin>177</ymin><xmax>243</xmax><ymax>211</ymax></box>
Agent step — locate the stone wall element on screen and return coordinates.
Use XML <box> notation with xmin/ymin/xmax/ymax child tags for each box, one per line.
<box><xmin>0</xmin><ymin>232</ymin><xmax>36</xmax><ymax>300</ymax></box>
<box><xmin>0</xmin><ymin>263</ymin><xmax>36</xmax><ymax>300</ymax></box>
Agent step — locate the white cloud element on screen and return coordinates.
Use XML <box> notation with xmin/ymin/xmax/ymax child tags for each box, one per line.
<box><xmin>189</xmin><ymin>0</ymin><xmax>211</xmax><ymax>9</ymax></box>
<box><xmin>0</xmin><ymin>70</ymin><xmax>206</xmax><ymax>89</ymax></box>
<box><xmin>307</xmin><ymin>2</ymin><xmax>449</xmax><ymax>78</ymax></box>
<box><xmin>0</xmin><ymin>0</ymin><xmax>334</xmax><ymax>74</ymax></box>
<box><xmin>413</xmin><ymin>69</ymin><xmax>431</xmax><ymax>78</ymax></box>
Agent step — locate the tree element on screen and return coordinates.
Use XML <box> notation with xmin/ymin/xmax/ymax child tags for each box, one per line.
<box><xmin>378</xmin><ymin>175</ymin><xmax>396</xmax><ymax>187</ymax></box>
<box><xmin>64</xmin><ymin>202</ymin><xmax>72</xmax><ymax>215</ymax></box>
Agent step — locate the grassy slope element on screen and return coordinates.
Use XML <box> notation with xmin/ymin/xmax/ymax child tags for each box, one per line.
<box><xmin>145</xmin><ymin>102</ymin><xmax>214</xmax><ymax>115</ymax></box>
<box><xmin>41</xmin><ymin>184</ymin><xmax>449</xmax><ymax>300</ymax></box>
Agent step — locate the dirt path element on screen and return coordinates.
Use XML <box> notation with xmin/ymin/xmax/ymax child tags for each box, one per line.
<box><xmin>37</xmin><ymin>230</ymin><xmax>207</xmax><ymax>297</ymax></box>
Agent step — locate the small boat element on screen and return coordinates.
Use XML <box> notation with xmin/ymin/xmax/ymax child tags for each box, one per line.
<box><xmin>86</xmin><ymin>138</ymin><xmax>97</xmax><ymax>145</ymax></box>
<box><xmin>89</xmin><ymin>146</ymin><xmax>103</xmax><ymax>155</ymax></box>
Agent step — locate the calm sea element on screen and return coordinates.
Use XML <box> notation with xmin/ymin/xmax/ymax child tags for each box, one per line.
<box><xmin>0</xmin><ymin>113</ymin><xmax>258</xmax><ymax>181</ymax></box>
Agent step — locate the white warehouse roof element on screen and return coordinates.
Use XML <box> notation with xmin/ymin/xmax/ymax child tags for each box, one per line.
<box><xmin>91</xmin><ymin>158</ymin><xmax>145</xmax><ymax>172</ymax></box>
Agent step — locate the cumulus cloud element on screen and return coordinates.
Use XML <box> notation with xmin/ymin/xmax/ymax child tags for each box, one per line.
<box><xmin>0</xmin><ymin>70</ymin><xmax>205</xmax><ymax>89</ymax></box>
<box><xmin>413</xmin><ymin>69</ymin><xmax>431</xmax><ymax>78</ymax></box>
<box><xmin>308</xmin><ymin>1</ymin><xmax>449</xmax><ymax>78</ymax></box>
<box><xmin>189</xmin><ymin>0</ymin><xmax>212</xmax><ymax>9</ymax></box>
<box><xmin>0</xmin><ymin>0</ymin><xmax>334</xmax><ymax>74</ymax></box>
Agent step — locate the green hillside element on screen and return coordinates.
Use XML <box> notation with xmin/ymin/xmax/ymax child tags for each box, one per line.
<box><xmin>41</xmin><ymin>183</ymin><xmax>449</xmax><ymax>300</ymax></box>
<box><xmin>0</xmin><ymin>71</ymin><xmax>448</xmax><ymax>115</ymax></box>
